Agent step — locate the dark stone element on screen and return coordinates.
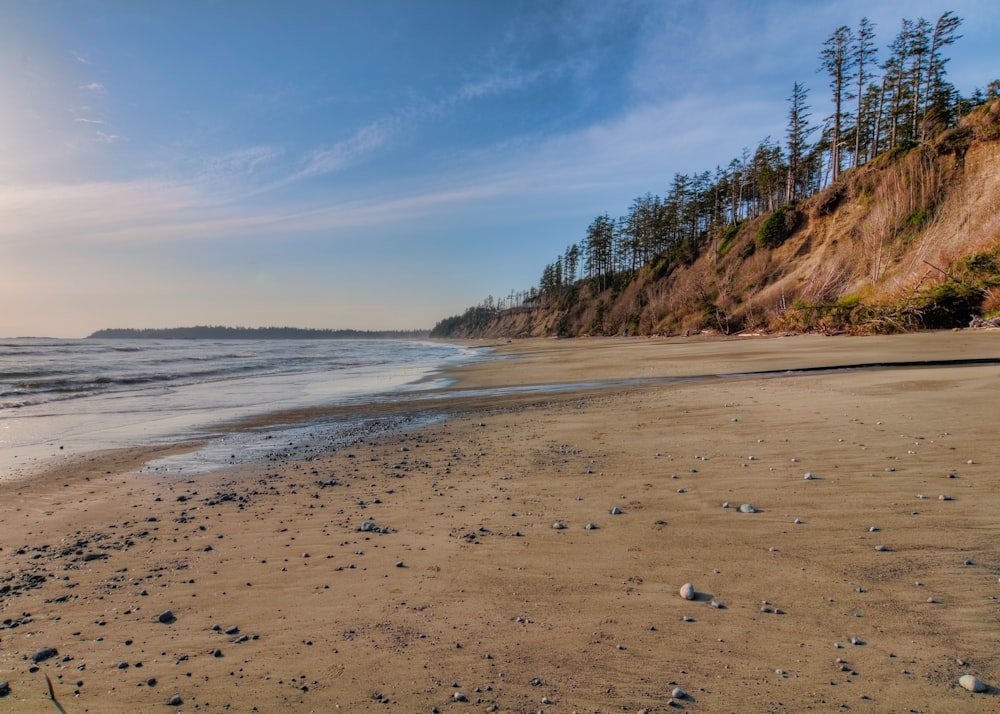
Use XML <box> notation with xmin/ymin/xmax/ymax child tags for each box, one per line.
<box><xmin>31</xmin><ymin>647</ymin><xmax>58</xmax><ymax>664</ymax></box>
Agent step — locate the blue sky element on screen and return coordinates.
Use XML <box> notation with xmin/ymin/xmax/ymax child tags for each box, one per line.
<box><xmin>2</xmin><ymin>0</ymin><xmax>998</xmax><ymax>337</ymax></box>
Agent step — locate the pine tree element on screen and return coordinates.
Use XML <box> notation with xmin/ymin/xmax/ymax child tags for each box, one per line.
<box><xmin>922</xmin><ymin>11</ymin><xmax>963</xmax><ymax>139</ymax></box>
<box><xmin>852</xmin><ymin>18</ymin><xmax>878</xmax><ymax>166</ymax></box>
<box><xmin>820</xmin><ymin>25</ymin><xmax>856</xmax><ymax>181</ymax></box>
<box><xmin>785</xmin><ymin>82</ymin><xmax>815</xmax><ymax>202</ymax></box>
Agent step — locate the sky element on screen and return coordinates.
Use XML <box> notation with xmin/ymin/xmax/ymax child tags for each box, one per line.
<box><xmin>1</xmin><ymin>1</ymin><xmax>998</xmax><ymax>337</ymax></box>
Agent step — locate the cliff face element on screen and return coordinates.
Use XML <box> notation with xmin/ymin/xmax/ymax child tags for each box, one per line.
<box><xmin>438</xmin><ymin>102</ymin><xmax>1000</xmax><ymax>339</ymax></box>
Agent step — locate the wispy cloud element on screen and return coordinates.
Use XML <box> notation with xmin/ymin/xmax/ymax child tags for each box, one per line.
<box><xmin>295</xmin><ymin>122</ymin><xmax>391</xmax><ymax>179</ymax></box>
<box><xmin>94</xmin><ymin>130</ymin><xmax>124</xmax><ymax>143</ymax></box>
<box><xmin>79</xmin><ymin>81</ymin><xmax>106</xmax><ymax>93</ymax></box>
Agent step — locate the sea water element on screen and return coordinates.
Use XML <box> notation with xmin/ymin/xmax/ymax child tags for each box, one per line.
<box><xmin>0</xmin><ymin>338</ymin><xmax>479</xmax><ymax>479</ymax></box>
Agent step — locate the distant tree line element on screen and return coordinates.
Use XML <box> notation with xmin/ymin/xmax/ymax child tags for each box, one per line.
<box><xmin>88</xmin><ymin>326</ymin><xmax>430</xmax><ymax>339</ymax></box>
<box><xmin>438</xmin><ymin>10</ymin><xmax>998</xmax><ymax>329</ymax></box>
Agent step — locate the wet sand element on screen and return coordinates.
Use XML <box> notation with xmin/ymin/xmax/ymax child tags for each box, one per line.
<box><xmin>2</xmin><ymin>332</ymin><xmax>999</xmax><ymax>712</ymax></box>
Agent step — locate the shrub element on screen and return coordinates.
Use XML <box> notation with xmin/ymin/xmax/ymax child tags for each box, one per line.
<box><xmin>756</xmin><ymin>206</ymin><xmax>801</xmax><ymax>249</ymax></box>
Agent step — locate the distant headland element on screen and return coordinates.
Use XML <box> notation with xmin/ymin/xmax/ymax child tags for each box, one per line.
<box><xmin>87</xmin><ymin>326</ymin><xmax>430</xmax><ymax>340</ymax></box>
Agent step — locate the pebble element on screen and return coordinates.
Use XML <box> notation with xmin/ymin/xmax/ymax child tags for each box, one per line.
<box><xmin>679</xmin><ymin>583</ymin><xmax>696</xmax><ymax>600</ymax></box>
<box><xmin>959</xmin><ymin>674</ymin><xmax>987</xmax><ymax>692</ymax></box>
<box><xmin>31</xmin><ymin>647</ymin><xmax>59</xmax><ymax>664</ymax></box>
<box><xmin>874</xmin><ymin>545</ymin><xmax>889</xmax><ymax>552</ymax></box>
<box><xmin>611</xmin><ymin>506</ymin><xmax>624</xmax><ymax>515</ymax></box>
<box><xmin>0</xmin><ymin>681</ymin><xmax>8</xmax><ymax>697</ymax></box>
<box><xmin>453</xmin><ymin>691</ymin><xmax>468</xmax><ymax>701</ymax></box>
<box><xmin>739</xmin><ymin>503</ymin><xmax>757</xmax><ymax>514</ymax></box>
<box><xmin>552</xmin><ymin>521</ymin><xmax>567</xmax><ymax>530</ymax></box>
<box><xmin>585</xmin><ymin>522</ymin><xmax>599</xmax><ymax>530</ymax></box>
<box><xmin>803</xmin><ymin>472</ymin><xmax>815</xmax><ymax>480</ymax></box>
<box><xmin>939</xmin><ymin>494</ymin><xmax>953</xmax><ymax>501</ymax></box>
<box><xmin>672</xmin><ymin>687</ymin><xmax>686</xmax><ymax>698</ymax></box>
<box><xmin>167</xmin><ymin>694</ymin><xmax>183</xmax><ymax>706</ymax></box>
<box><xmin>158</xmin><ymin>610</ymin><xmax>176</xmax><ymax>624</ymax></box>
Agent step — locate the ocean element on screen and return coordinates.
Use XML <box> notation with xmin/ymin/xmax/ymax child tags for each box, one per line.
<box><xmin>0</xmin><ymin>338</ymin><xmax>479</xmax><ymax>479</ymax></box>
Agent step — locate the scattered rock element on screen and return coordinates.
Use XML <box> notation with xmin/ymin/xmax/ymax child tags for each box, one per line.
<box><xmin>739</xmin><ymin>503</ymin><xmax>757</xmax><ymax>514</ymax></box>
<box><xmin>452</xmin><ymin>691</ymin><xmax>468</xmax><ymax>701</ymax></box>
<box><xmin>679</xmin><ymin>583</ymin><xmax>696</xmax><ymax>600</ymax></box>
<box><xmin>167</xmin><ymin>694</ymin><xmax>183</xmax><ymax>706</ymax></box>
<box><xmin>959</xmin><ymin>674</ymin><xmax>987</xmax><ymax>692</ymax></box>
<box><xmin>874</xmin><ymin>545</ymin><xmax>890</xmax><ymax>552</ymax></box>
<box><xmin>803</xmin><ymin>472</ymin><xmax>815</xmax><ymax>480</ymax></box>
<box><xmin>611</xmin><ymin>506</ymin><xmax>624</xmax><ymax>515</ymax></box>
<box><xmin>31</xmin><ymin>647</ymin><xmax>58</xmax><ymax>664</ymax></box>
<box><xmin>585</xmin><ymin>522</ymin><xmax>599</xmax><ymax>530</ymax></box>
<box><xmin>0</xmin><ymin>681</ymin><xmax>10</xmax><ymax>697</ymax></box>
<box><xmin>672</xmin><ymin>686</ymin><xmax>686</xmax><ymax>699</ymax></box>
<box><xmin>157</xmin><ymin>610</ymin><xmax>176</xmax><ymax>624</ymax></box>
<box><xmin>552</xmin><ymin>521</ymin><xmax>567</xmax><ymax>530</ymax></box>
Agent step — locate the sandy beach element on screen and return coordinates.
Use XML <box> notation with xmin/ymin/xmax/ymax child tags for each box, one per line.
<box><xmin>2</xmin><ymin>332</ymin><xmax>999</xmax><ymax>713</ymax></box>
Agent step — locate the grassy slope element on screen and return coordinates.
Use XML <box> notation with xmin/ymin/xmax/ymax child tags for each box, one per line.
<box><xmin>451</xmin><ymin>101</ymin><xmax>1000</xmax><ymax>338</ymax></box>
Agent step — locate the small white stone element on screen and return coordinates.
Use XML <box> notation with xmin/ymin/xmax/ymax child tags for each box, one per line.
<box><xmin>803</xmin><ymin>472</ymin><xmax>814</xmax><ymax>480</ymax></box>
<box><xmin>679</xmin><ymin>583</ymin><xmax>696</xmax><ymax>600</ymax></box>
<box><xmin>672</xmin><ymin>687</ymin><xmax>685</xmax><ymax>699</ymax></box>
<box><xmin>959</xmin><ymin>674</ymin><xmax>987</xmax><ymax>692</ymax></box>
<box><xmin>552</xmin><ymin>521</ymin><xmax>567</xmax><ymax>530</ymax></box>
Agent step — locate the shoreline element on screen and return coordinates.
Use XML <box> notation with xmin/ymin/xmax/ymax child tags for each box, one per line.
<box><xmin>1</xmin><ymin>331</ymin><xmax>999</xmax><ymax>711</ymax></box>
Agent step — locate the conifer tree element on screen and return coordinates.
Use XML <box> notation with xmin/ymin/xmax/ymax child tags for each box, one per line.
<box><xmin>785</xmin><ymin>82</ymin><xmax>814</xmax><ymax>202</ymax></box>
<box><xmin>852</xmin><ymin>18</ymin><xmax>877</xmax><ymax>166</ymax></box>
<box><xmin>820</xmin><ymin>25</ymin><xmax>856</xmax><ymax>181</ymax></box>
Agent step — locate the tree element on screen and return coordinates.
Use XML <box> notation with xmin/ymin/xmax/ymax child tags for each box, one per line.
<box><xmin>820</xmin><ymin>25</ymin><xmax>856</xmax><ymax>181</ymax></box>
<box><xmin>585</xmin><ymin>213</ymin><xmax>616</xmax><ymax>291</ymax></box>
<box><xmin>922</xmin><ymin>11</ymin><xmax>963</xmax><ymax>139</ymax></box>
<box><xmin>852</xmin><ymin>18</ymin><xmax>877</xmax><ymax>166</ymax></box>
<box><xmin>785</xmin><ymin>82</ymin><xmax>815</xmax><ymax>202</ymax></box>
<box><xmin>906</xmin><ymin>18</ymin><xmax>932</xmax><ymax>141</ymax></box>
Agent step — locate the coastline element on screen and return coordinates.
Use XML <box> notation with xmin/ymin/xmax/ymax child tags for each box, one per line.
<box><xmin>2</xmin><ymin>331</ymin><xmax>999</xmax><ymax>711</ymax></box>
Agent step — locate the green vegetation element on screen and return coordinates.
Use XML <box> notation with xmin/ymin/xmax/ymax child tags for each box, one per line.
<box><xmin>756</xmin><ymin>206</ymin><xmax>801</xmax><ymax>248</ymax></box>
